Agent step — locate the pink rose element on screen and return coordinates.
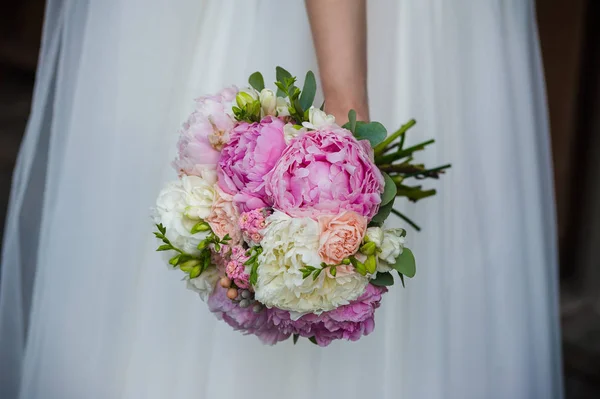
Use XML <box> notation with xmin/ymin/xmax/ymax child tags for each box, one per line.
<box><xmin>318</xmin><ymin>211</ymin><xmax>367</xmax><ymax>265</ymax></box>
<box><xmin>264</xmin><ymin>128</ymin><xmax>385</xmax><ymax>220</ymax></box>
<box><xmin>173</xmin><ymin>87</ymin><xmax>238</xmax><ymax>176</ymax></box>
<box><xmin>206</xmin><ymin>187</ymin><xmax>242</xmax><ymax>245</ymax></box>
<box><xmin>217</xmin><ymin>116</ymin><xmax>287</xmax><ymax>212</ymax></box>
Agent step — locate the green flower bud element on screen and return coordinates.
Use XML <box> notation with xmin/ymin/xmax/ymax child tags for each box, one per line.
<box><xmin>365</xmin><ymin>254</ymin><xmax>377</xmax><ymax>274</ymax></box>
<box><xmin>236</xmin><ymin>90</ymin><xmax>258</xmax><ymax>109</ymax></box>
<box><xmin>360</xmin><ymin>241</ymin><xmax>377</xmax><ymax>256</ymax></box>
<box><xmin>330</xmin><ymin>265</ymin><xmax>337</xmax><ymax>277</ymax></box>
<box><xmin>341</xmin><ymin>258</ymin><xmax>351</xmax><ymax>265</ymax></box>
<box><xmin>197</xmin><ymin>240</ymin><xmax>209</xmax><ymax>250</ymax></box>
<box><xmin>169</xmin><ymin>254</ymin><xmax>181</xmax><ymax>266</ymax></box>
<box><xmin>355</xmin><ymin>261</ymin><xmax>367</xmax><ymax>276</ymax></box>
<box><xmin>180</xmin><ymin>259</ymin><xmax>200</xmax><ymax>273</ymax></box>
<box><xmin>191</xmin><ymin>222</ymin><xmax>211</xmax><ymax>234</ymax></box>
<box><xmin>189</xmin><ymin>265</ymin><xmax>201</xmax><ymax>279</ymax></box>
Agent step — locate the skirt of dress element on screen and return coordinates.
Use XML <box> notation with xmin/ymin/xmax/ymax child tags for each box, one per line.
<box><xmin>0</xmin><ymin>1</ymin><xmax>563</xmax><ymax>398</ymax></box>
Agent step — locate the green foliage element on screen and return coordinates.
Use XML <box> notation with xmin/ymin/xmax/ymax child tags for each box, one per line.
<box><xmin>370</xmin><ymin>272</ymin><xmax>395</xmax><ymax>287</ymax></box>
<box><xmin>380</xmin><ymin>172</ymin><xmax>397</xmax><ymax>206</ymax></box>
<box><xmin>370</xmin><ymin>198</ymin><xmax>395</xmax><ymax>226</ymax></box>
<box><xmin>293</xmin><ymin>334</ymin><xmax>300</xmax><ymax>345</ymax></box>
<box><xmin>299</xmin><ymin>265</ymin><xmax>324</xmax><ymax>280</ymax></box>
<box><xmin>342</xmin><ymin>109</ymin><xmax>357</xmax><ymax>133</ymax></box>
<box><xmin>392</xmin><ymin>248</ymin><xmax>416</xmax><ymax>278</ymax></box>
<box><xmin>248</xmin><ymin>71</ymin><xmax>265</xmax><ymax>91</ymax></box>
<box><xmin>354</xmin><ymin>122</ymin><xmax>387</xmax><ymax>147</ymax></box>
<box><xmin>299</xmin><ymin>71</ymin><xmax>316</xmax><ymax>111</ymax></box>
<box><xmin>308</xmin><ymin>336</ymin><xmax>318</xmax><ymax>345</ymax></box>
<box><xmin>245</xmin><ymin>246</ymin><xmax>263</xmax><ymax>286</ymax></box>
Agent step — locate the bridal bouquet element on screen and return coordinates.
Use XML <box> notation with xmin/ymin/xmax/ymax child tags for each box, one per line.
<box><xmin>152</xmin><ymin>67</ymin><xmax>449</xmax><ymax>346</ymax></box>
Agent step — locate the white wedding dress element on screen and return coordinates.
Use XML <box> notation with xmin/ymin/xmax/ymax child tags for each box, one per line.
<box><xmin>0</xmin><ymin>1</ymin><xmax>563</xmax><ymax>398</ymax></box>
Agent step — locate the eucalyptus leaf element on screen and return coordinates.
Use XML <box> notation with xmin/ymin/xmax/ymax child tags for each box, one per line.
<box><xmin>370</xmin><ymin>272</ymin><xmax>395</xmax><ymax>287</ymax></box>
<box><xmin>398</xmin><ymin>272</ymin><xmax>406</xmax><ymax>288</ymax></box>
<box><xmin>381</xmin><ymin>172</ymin><xmax>398</xmax><ymax>206</ymax></box>
<box><xmin>276</xmin><ymin>66</ymin><xmax>292</xmax><ymax>82</ymax></box>
<box><xmin>299</xmin><ymin>71</ymin><xmax>316</xmax><ymax>111</ymax></box>
<box><xmin>355</xmin><ymin>122</ymin><xmax>387</xmax><ymax>147</ymax></box>
<box><xmin>248</xmin><ymin>71</ymin><xmax>265</xmax><ymax>91</ymax></box>
<box><xmin>370</xmin><ymin>197</ymin><xmax>395</xmax><ymax>226</ymax></box>
<box><xmin>393</xmin><ymin>247</ymin><xmax>416</xmax><ymax>278</ymax></box>
<box><xmin>342</xmin><ymin>109</ymin><xmax>357</xmax><ymax>133</ymax></box>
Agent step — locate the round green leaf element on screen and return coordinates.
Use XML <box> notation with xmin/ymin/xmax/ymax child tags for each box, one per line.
<box><xmin>370</xmin><ymin>272</ymin><xmax>395</xmax><ymax>287</ymax></box>
<box><xmin>370</xmin><ymin>197</ymin><xmax>395</xmax><ymax>226</ymax></box>
<box><xmin>355</xmin><ymin>122</ymin><xmax>387</xmax><ymax>147</ymax></box>
<box><xmin>381</xmin><ymin>172</ymin><xmax>398</xmax><ymax>206</ymax></box>
<box><xmin>393</xmin><ymin>247</ymin><xmax>416</xmax><ymax>278</ymax></box>
<box><xmin>248</xmin><ymin>71</ymin><xmax>265</xmax><ymax>92</ymax></box>
<box><xmin>299</xmin><ymin>71</ymin><xmax>316</xmax><ymax>111</ymax></box>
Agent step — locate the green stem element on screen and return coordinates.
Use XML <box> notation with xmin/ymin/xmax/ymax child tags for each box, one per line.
<box><xmin>391</xmin><ymin>209</ymin><xmax>421</xmax><ymax>231</ymax></box>
<box><xmin>375</xmin><ymin>139</ymin><xmax>435</xmax><ymax>165</ymax></box>
<box><xmin>373</xmin><ymin>119</ymin><xmax>416</xmax><ymax>157</ymax></box>
<box><xmin>402</xmin><ymin>163</ymin><xmax>452</xmax><ymax>179</ymax></box>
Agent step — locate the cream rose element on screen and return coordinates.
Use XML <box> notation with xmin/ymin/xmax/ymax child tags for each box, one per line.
<box><xmin>379</xmin><ymin>228</ymin><xmax>406</xmax><ymax>264</ymax></box>
<box><xmin>318</xmin><ymin>211</ymin><xmax>367</xmax><ymax>265</ymax></box>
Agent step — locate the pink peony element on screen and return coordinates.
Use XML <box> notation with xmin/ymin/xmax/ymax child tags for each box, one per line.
<box><xmin>264</xmin><ymin>128</ymin><xmax>385</xmax><ymax>220</ymax></box>
<box><xmin>218</xmin><ymin>116</ymin><xmax>287</xmax><ymax>212</ymax></box>
<box><xmin>206</xmin><ymin>187</ymin><xmax>243</xmax><ymax>246</ymax></box>
<box><xmin>208</xmin><ymin>286</ymin><xmax>290</xmax><ymax>345</ymax></box>
<box><xmin>318</xmin><ymin>211</ymin><xmax>367</xmax><ymax>265</ymax></box>
<box><xmin>270</xmin><ymin>284</ymin><xmax>386</xmax><ymax>346</ymax></box>
<box><xmin>173</xmin><ymin>87</ymin><xmax>238</xmax><ymax>176</ymax></box>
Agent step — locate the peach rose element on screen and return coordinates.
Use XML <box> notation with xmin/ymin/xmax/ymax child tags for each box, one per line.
<box><xmin>318</xmin><ymin>211</ymin><xmax>367</xmax><ymax>265</ymax></box>
<box><xmin>206</xmin><ymin>187</ymin><xmax>242</xmax><ymax>245</ymax></box>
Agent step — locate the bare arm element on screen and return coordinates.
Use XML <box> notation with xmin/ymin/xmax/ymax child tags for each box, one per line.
<box><xmin>305</xmin><ymin>0</ymin><xmax>369</xmax><ymax>123</ymax></box>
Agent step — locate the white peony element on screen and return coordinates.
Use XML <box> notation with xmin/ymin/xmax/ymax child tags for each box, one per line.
<box><xmin>154</xmin><ymin>172</ymin><xmax>216</xmax><ymax>255</ymax></box>
<box><xmin>186</xmin><ymin>267</ymin><xmax>220</xmax><ymax>301</ymax></box>
<box><xmin>254</xmin><ymin>211</ymin><xmax>369</xmax><ymax>314</ymax></box>
<box><xmin>379</xmin><ymin>228</ymin><xmax>406</xmax><ymax>264</ymax></box>
<box><xmin>302</xmin><ymin>106</ymin><xmax>336</xmax><ymax>130</ymax></box>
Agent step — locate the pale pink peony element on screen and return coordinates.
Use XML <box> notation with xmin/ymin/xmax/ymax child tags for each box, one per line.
<box><xmin>318</xmin><ymin>211</ymin><xmax>367</xmax><ymax>265</ymax></box>
<box><xmin>205</xmin><ymin>187</ymin><xmax>242</xmax><ymax>246</ymax></box>
<box><xmin>173</xmin><ymin>87</ymin><xmax>238</xmax><ymax>176</ymax></box>
<box><xmin>270</xmin><ymin>284</ymin><xmax>386</xmax><ymax>347</ymax></box>
<box><xmin>217</xmin><ymin>116</ymin><xmax>287</xmax><ymax>212</ymax></box>
<box><xmin>264</xmin><ymin>127</ymin><xmax>385</xmax><ymax>220</ymax></box>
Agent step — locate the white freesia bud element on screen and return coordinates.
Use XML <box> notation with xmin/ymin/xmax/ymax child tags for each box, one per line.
<box><xmin>302</xmin><ymin>106</ymin><xmax>336</xmax><ymax>130</ymax></box>
<box><xmin>259</xmin><ymin>89</ymin><xmax>277</xmax><ymax>116</ymax></box>
<box><xmin>365</xmin><ymin>227</ymin><xmax>384</xmax><ymax>247</ymax></box>
<box><xmin>283</xmin><ymin>123</ymin><xmax>306</xmax><ymax>144</ymax></box>
<box><xmin>379</xmin><ymin>228</ymin><xmax>406</xmax><ymax>264</ymax></box>
<box><xmin>276</xmin><ymin>97</ymin><xmax>290</xmax><ymax>117</ymax></box>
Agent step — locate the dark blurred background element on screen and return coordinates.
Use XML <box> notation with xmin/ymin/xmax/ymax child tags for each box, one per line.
<box><xmin>0</xmin><ymin>1</ymin><xmax>599</xmax><ymax>397</ymax></box>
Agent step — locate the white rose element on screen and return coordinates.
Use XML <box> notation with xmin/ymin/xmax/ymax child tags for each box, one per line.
<box><xmin>379</xmin><ymin>228</ymin><xmax>406</xmax><ymax>264</ymax></box>
<box><xmin>302</xmin><ymin>106</ymin><xmax>336</xmax><ymax>130</ymax></box>
<box><xmin>365</xmin><ymin>226</ymin><xmax>384</xmax><ymax>247</ymax></box>
<box><xmin>254</xmin><ymin>211</ymin><xmax>368</xmax><ymax>314</ymax></box>
<box><xmin>283</xmin><ymin>123</ymin><xmax>306</xmax><ymax>144</ymax></box>
<box><xmin>181</xmin><ymin>174</ymin><xmax>217</xmax><ymax>220</ymax></box>
<box><xmin>186</xmin><ymin>267</ymin><xmax>220</xmax><ymax>301</ymax></box>
<box><xmin>259</xmin><ymin>88</ymin><xmax>277</xmax><ymax>116</ymax></box>
<box><xmin>276</xmin><ymin>97</ymin><xmax>290</xmax><ymax>117</ymax></box>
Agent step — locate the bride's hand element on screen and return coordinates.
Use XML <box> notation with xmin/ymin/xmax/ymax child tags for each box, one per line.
<box><xmin>305</xmin><ymin>0</ymin><xmax>369</xmax><ymax>125</ymax></box>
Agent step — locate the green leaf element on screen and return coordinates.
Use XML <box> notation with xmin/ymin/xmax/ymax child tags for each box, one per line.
<box><xmin>370</xmin><ymin>197</ymin><xmax>395</xmax><ymax>226</ymax></box>
<box><xmin>355</xmin><ymin>122</ymin><xmax>387</xmax><ymax>147</ymax></box>
<box><xmin>248</xmin><ymin>71</ymin><xmax>265</xmax><ymax>92</ymax></box>
<box><xmin>370</xmin><ymin>272</ymin><xmax>395</xmax><ymax>287</ymax></box>
<box><xmin>342</xmin><ymin>109</ymin><xmax>357</xmax><ymax>133</ymax></box>
<box><xmin>299</xmin><ymin>71</ymin><xmax>316</xmax><ymax>111</ymax></box>
<box><xmin>308</xmin><ymin>336</ymin><xmax>318</xmax><ymax>345</ymax></box>
<box><xmin>156</xmin><ymin>244</ymin><xmax>171</xmax><ymax>251</ymax></box>
<box><xmin>250</xmin><ymin>261</ymin><xmax>259</xmax><ymax>286</ymax></box>
<box><xmin>276</xmin><ymin>66</ymin><xmax>292</xmax><ymax>83</ymax></box>
<box><xmin>156</xmin><ymin>223</ymin><xmax>166</xmax><ymax>235</ymax></box>
<box><xmin>392</xmin><ymin>248</ymin><xmax>416</xmax><ymax>278</ymax></box>
<box><xmin>320</xmin><ymin>101</ymin><xmax>325</xmax><ymax>111</ymax></box>
<box><xmin>398</xmin><ymin>272</ymin><xmax>406</xmax><ymax>288</ymax></box>
<box><xmin>293</xmin><ymin>334</ymin><xmax>299</xmax><ymax>345</ymax></box>
<box><xmin>381</xmin><ymin>172</ymin><xmax>398</xmax><ymax>206</ymax></box>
